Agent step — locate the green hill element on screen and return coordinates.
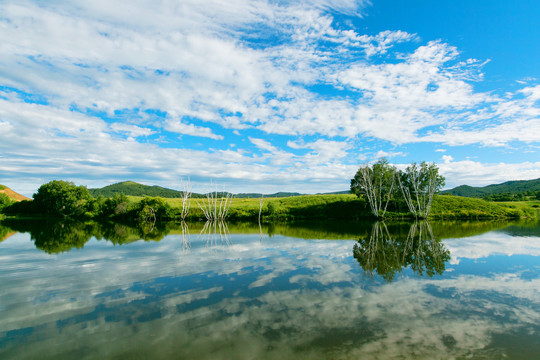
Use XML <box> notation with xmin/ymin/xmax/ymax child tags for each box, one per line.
<box><xmin>441</xmin><ymin>178</ymin><xmax>540</xmax><ymax>198</ymax></box>
<box><xmin>89</xmin><ymin>181</ymin><xmax>204</xmax><ymax>198</ymax></box>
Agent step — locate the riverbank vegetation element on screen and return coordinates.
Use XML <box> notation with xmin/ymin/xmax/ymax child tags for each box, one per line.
<box><xmin>1</xmin><ymin>177</ymin><xmax>539</xmax><ymax>224</ymax></box>
<box><xmin>351</xmin><ymin>160</ymin><xmax>445</xmax><ymax>219</ymax></box>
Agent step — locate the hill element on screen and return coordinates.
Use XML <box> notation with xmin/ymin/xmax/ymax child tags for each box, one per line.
<box><xmin>89</xmin><ymin>181</ymin><xmax>347</xmax><ymax>199</ymax></box>
<box><xmin>0</xmin><ymin>185</ymin><xmax>31</xmax><ymax>201</ymax></box>
<box><xmin>89</xmin><ymin>181</ymin><xmax>205</xmax><ymax>198</ymax></box>
<box><xmin>235</xmin><ymin>192</ymin><xmax>303</xmax><ymax>198</ymax></box>
<box><xmin>441</xmin><ymin>178</ymin><xmax>540</xmax><ymax>198</ymax></box>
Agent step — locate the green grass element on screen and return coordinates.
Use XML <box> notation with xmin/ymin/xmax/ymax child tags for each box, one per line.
<box><xmin>0</xmin><ymin>185</ymin><xmax>7</xmax><ymax>190</ymax></box>
<box><xmin>128</xmin><ymin>194</ymin><xmax>370</xmax><ymax>220</ymax></box>
<box><xmin>125</xmin><ymin>193</ymin><xmax>538</xmax><ymax>221</ymax></box>
<box><xmin>431</xmin><ymin>195</ymin><xmax>539</xmax><ymax>219</ymax></box>
<box><xmin>496</xmin><ymin>200</ymin><xmax>540</xmax><ymax>211</ymax></box>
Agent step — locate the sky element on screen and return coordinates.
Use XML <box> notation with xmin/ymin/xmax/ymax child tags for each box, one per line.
<box><xmin>0</xmin><ymin>0</ymin><xmax>539</xmax><ymax>196</ymax></box>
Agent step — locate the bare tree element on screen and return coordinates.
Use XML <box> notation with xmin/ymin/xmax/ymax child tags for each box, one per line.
<box><xmin>180</xmin><ymin>178</ymin><xmax>192</xmax><ymax>221</ymax></box>
<box><xmin>196</xmin><ymin>181</ymin><xmax>233</xmax><ymax>221</ymax></box>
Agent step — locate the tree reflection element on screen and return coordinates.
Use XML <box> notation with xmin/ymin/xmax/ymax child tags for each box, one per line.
<box><xmin>180</xmin><ymin>221</ymin><xmax>191</xmax><ymax>252</ymax></box>
<box><xmin>6</xmin><ymin>220</ymin><xmax>96</xmax><ymax>254</ymax></box>
<box><xmin>353</xmin><ymin>221</ymin><xmax>450</xmax><ymax>281</ymax></box>
<box><xmin>199</xmin><ymin>220</ymin><xmax>231</xmax><ymax>249</ymax></box>
<box><xmin>1</xmin><ymin>219</ymin><xmax>171</xmax><ymax>253</ymax></box>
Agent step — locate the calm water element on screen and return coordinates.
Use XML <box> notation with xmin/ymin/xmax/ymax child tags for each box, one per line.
<box><xmin>1</xmin><ymin>219</ymin><xmax>540</xmax><ymax>359</ymax></box>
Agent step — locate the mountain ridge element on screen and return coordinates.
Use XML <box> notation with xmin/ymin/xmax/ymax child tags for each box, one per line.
<box><xmin>441</xmin><ymin>178</ymin><xmax>540</xmax><ymax>197</ymax></box>
<box><xmin>89</xmin><ymin>181</ymin><xmax>348</xmax><ymax>198</ymax></box>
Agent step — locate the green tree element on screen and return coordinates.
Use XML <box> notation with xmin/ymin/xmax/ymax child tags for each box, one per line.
<box><xmin>33</xmin><ymin>180</ymin><xmax>92</xmax><ymax>217</ymax></box>
<box><xmin>0</xmin><ymin>193</ymin><xmax>15</xmax><ymax>212</ymax></box>
<box><xmin>99</xmin><ymin>193</ymin><xmax>130</xmax><ymax>218</ymax></box>
<box><xmin>135</xmin><ymin>197</ymin><xmax>172</xmax><ymax>222</ymax></box>
<box><xmin>351</xmin><ymin>158</ymin><xmax>397</xmax><ymax>218</ymax></box>
<box><xmin>397</xmin><ymin>162</ymin><xmax>445</xmax><ymax>218</ymax></box>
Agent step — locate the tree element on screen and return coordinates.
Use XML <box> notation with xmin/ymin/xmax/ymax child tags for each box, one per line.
<box><xmin>0</xmin><ymin>193</ymin><xmax>15</xmax><ymax>211</ymax></box>
<box><xmin>135</xmin><ymin>197</ymin><xmax>172</xmax><ymax>222</ymax></box>
<box><xmin>33</xmin><ymin>180</ymin><xmax>92</xmax><ymax>217</ymax></box>
<box><xmin>397</xmin><ymin>162</ymin><xmax>445</xmax><ymax>218</ymax></box>
<box><xmin>351</xmin><ymin>159</ymin><xmax>397</xmax><ymax>218</ymax></box>
<box><xmin>99</xmin><ymin>193</ymin><xmax>130</xmax><ymax>218</ymax></box>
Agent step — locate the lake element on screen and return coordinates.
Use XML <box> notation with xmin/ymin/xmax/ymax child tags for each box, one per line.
<box><xmin>1</xmin><ymin>219</ymin><xmax>540</xmax><ymax>359</ymax></box>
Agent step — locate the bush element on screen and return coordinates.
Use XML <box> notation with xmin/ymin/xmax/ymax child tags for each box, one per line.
<box><xmin>33</xmin><ymin>180</ymin><xmax>92</xmax><ymax>217</ymax></box>
<box><xmin>2</xmin><ymin>200</ymin><xmax>36</xmax><ymax>216</ymax></box>
<box><xmin>0</xmin><ymin>193</ymin><xmax>15</xmax><ymax>211</ymax></box>
<box><xmin>135</xmin><ymin>197</ymin><xmax>173</xmax><ymax>222</ymax></box>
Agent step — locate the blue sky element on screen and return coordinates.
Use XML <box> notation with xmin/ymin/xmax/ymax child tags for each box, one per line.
<box><xmin>0</xmin><ymin>0</ymin><xmax>539</xmax><ymax>196</ymax></box>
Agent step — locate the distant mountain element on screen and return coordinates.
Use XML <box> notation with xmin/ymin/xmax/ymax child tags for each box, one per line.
<box><xmin>235</xmin><ymin>190</ymin><xmax>351</xmax><ymax>198</ymax></box>
<box><xmin>89</xmin><ymin>181</ymin><xmax>204</xmax><ymax>198</ymax></box>
<box><xmin>319</xmin><ymin>190</ymin><xmax>351</xmax><ymax>195</ymax></box>
<box><xmin>89</xmin><ymin>181</ymin><xmax>349</xmax><ymax>199</ymax></box>
<box><xmin>0</xmin><ymin>185</ymin><xmax>31</xmax><ymax>201</ymax></box>
<box><xmin>235</xmin><ymin>192</ymin><xmax>304</xmax><ymax>198</ymax></box>
<box><xmin>441</xmin><ymin>178</ymin><xmax>540</xmax><ymax>198</ymax></box>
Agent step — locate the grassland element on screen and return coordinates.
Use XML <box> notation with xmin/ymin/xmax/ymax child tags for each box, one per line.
<box><xmin>127</xmin><ymin>193</ymin><xmax>539</xmax><ymax>221</ymax></box>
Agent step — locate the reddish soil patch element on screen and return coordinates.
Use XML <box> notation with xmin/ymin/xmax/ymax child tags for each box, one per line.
<box><xmin>0</xmin><ymin>188</ymin><xmax>31</xmax><ymax>201</ymax></box>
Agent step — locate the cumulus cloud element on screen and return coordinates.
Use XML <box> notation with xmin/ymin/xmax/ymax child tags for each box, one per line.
<box><xmin>0</xmin><ymin>0</ymin><xmax>538</xmax><ymax>193</ymax></box>
<box><xmin>165</xmin><ymin>119</ymin><xmax>224</xmax><ymax>140</ymax></box>
<box><xmin>110</xmin><ymin>123</ymin><xmax>155</xmax><ymax>137</ymax></box>
<box><xmin>438</xmin><ymin>159</ymin><xmax>540</xmax><ymax>188</ymax></box>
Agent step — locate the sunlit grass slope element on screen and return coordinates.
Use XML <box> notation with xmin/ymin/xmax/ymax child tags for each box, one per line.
<box><xmin>127</xmin><ymin>193</ymin><xmax>537</xmax><ymax>220</ymax></box>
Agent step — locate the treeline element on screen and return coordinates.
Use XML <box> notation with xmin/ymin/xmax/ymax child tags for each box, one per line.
<box><xmin>1</xmin><ymin>180</ymin><xmax>367</xmax><ymax>222</ymax></box>
<box><xmin>2</xmin><ymin>178</ymin><xmax>537</xmax><ymax>223</ymax></box>
<box><xmin>482</xmin><ymin>190</ymin><xmax>540</xmax><ymax>202</ymax></box>
<box><xmin>2</xmin><ymin>180</ymin><xmax>177</xmax><ymax>222</ymax></box>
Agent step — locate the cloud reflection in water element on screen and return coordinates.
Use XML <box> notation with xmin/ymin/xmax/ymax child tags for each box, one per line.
<box><xmin>0</xmin><ymin>220</ymin><xmax>539</xmax><ymax>359</ymax></box>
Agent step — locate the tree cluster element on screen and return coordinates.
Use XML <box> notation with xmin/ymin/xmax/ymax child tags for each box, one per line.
<box><xmin>1</xmin><ymin>180</ymin><xmax>174</xmax><ymax>223</ymax></box>
<box><xmin>351</xmin><ymin>159</ymin><xmax>445</xmax><ymax>219</ymax></box>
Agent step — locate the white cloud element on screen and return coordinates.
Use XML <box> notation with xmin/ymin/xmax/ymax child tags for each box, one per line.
<box><xmin>442</xmin><ymin>155</ymin><xmax>454</xmax><ymax>163</ymax></box>
<box><xmin>0</xmin><ymin>0</ymin><xmax>538</xmax><ymax>193</ymax></box>
<box><xmin>165</xmin><ymin>119</ymin><xmax>223</xmax><ymax>140</ymax></box>
<box><xmin>110</xmin><ymin>123</ymin><xmax>155</xmax><ymax>137</ymax></box>
<box><xmin>249</xmin><ymin>137</ymin><xmax>279</xmax><ymax>153</ymax></box>
<box><xmin>438</xmin><ymin>159</ymin><xmax>540</xmax><ymax>188</ymax></box>
<box><xmin>374</xmin><ymin>150</ymin><xmax>406</xmax><ymax>159</ymax></box>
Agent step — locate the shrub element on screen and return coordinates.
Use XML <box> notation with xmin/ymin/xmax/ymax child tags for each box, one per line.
<box><xmin>33</xmin><ymin>180</ymin><xmax>92</xmax><ymax>217</ymax></box>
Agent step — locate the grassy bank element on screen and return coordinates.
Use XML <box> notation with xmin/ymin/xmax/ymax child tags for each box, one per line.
<box><xmin>3</xmin><ymin>192</ymin><xmax>537</xmax><ymax>223</ymax></box>
<box><xmin>127</xmin><ymin>193</ymin><xmax>538</xmax><ymax>221</ymax></box>
<box><xmin>430</xmin><ymin>195</ymin><xmax>540</xmax><ymax>219</ymax></box>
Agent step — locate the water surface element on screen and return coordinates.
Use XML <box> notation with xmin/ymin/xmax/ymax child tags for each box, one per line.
<box><xmin>1</xmin><ymin>220</ymin><xmax>539</xmax><ymax>359</ymax></box>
